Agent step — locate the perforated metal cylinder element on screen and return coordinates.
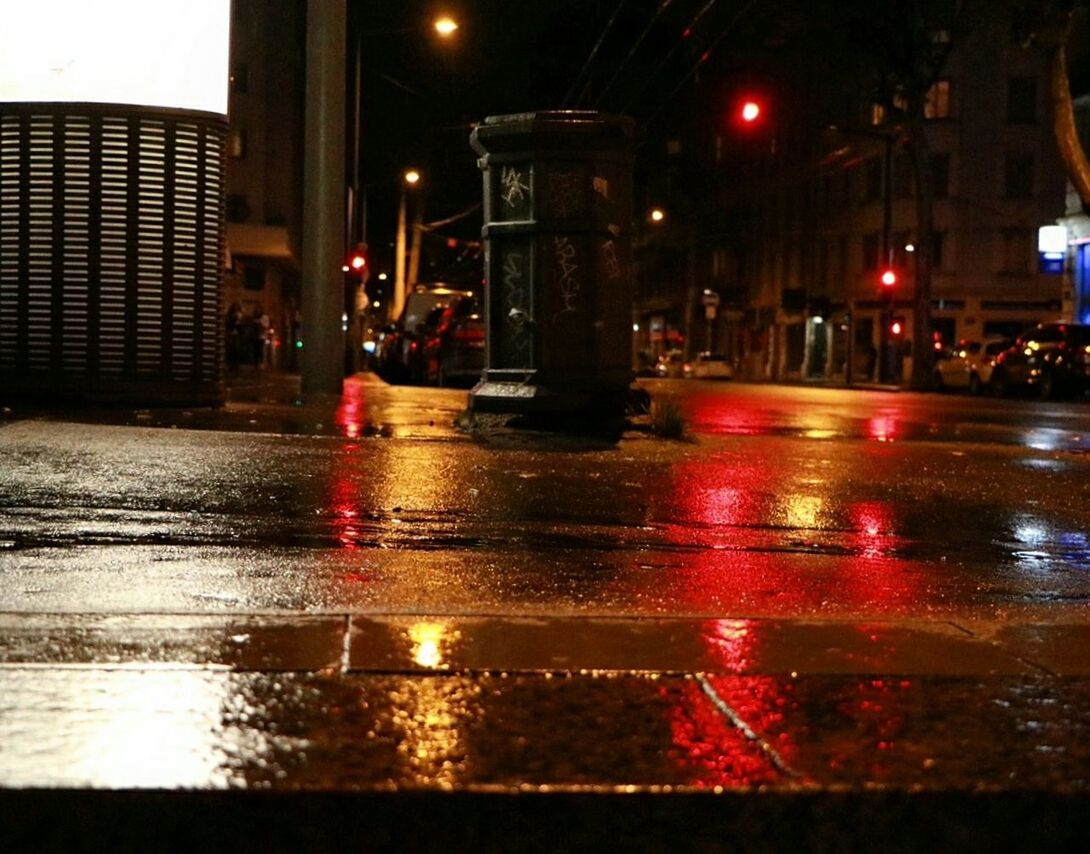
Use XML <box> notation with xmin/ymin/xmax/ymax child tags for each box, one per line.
<box><xmin>0</xmin><ymin>104</ymin><xmax>226</xmax><ymax>404</ymax></box>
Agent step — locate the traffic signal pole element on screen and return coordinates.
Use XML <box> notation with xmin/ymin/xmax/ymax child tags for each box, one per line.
<box><xmin>880</xmin><ymin>132</ymin><xmax>894</xmax><ymax>384</ymax></box>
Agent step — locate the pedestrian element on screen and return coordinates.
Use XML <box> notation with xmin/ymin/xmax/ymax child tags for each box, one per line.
<box><xmin>225</xmin><ymin>303</ymin><xmax>242</xmax><ymax>368</ymax></box>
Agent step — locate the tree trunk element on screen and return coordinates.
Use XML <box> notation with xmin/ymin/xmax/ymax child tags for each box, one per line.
<box><xmin>906</xmin><ymin>90</ymin><xmax>935</xmax><ymax>390</ymax></box>
<box><xmin>1051</xmin><ymin>39</ymin><xmax>1090</xmax><ymax>211</ymax></box>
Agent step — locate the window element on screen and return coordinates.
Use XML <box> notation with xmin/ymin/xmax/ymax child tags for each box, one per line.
<box><xmin>1000</xmin><ymin>229</ymin><xmax>1033</xmax><ymax>275</ymax></box>
<box><xmin>1003</xmin><ymin>153</ymin><xmax>1035</xmax><ymax>198</ymax></box>
<box><xmin>924</xmin><ymin>80</ymin><xmax>951</xmax><ymax>119</ymax></box>
<box><xmin>1007</xmin><ymin>76</ymin><xmax>1037</xmax><ymax>123</ymax></box>
<box><xmin>862</xmin><ymin>232</ymin><xmax>880</xmax><ymax>270</ymax></box>
<box><xmin>931</xmin><ymin>152</ymin><xmax>950</xmax><ymax>198</ymax></box>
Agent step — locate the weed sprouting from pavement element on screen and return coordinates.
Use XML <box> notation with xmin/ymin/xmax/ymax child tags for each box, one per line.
<box><xmin>650</xmin><ymin>398</ymin><xmax>689</xmax><ymax>440</ymax></box>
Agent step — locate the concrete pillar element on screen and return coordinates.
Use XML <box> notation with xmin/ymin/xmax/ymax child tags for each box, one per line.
<box><xmin>301</xmin><ymin>0</ymin><xmax>346</xmax><ymax>396</ymax></box>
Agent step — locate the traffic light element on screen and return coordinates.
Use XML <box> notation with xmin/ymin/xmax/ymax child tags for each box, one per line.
<box><xmin>348</xmin><ymin>248</ymin><xmax>367</xmax><ymax>272</ymax></box>
<box><xmin>735</xmin><ymin>96</ymin><xmax>765</xmax><ymax>128</ymax></box>
<box><xmin>889</xmin><ymin>317</ymin><xmax>906</xmax><ymax>339</ymax></box>
<box><xmin>880</xmin><ymin>268</ymin><xmax>897</xmax><ymax>288</ymax></box>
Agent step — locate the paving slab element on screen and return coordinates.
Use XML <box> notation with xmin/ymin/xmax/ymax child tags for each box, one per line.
<box><xmin>0</xmin><ymin>614</ymin><xmax>346</xmax><ymax>670</ymax></box>
<box><xmin>348</xmin><ymin>615</ymin><xmax>1034</xmax><ymax>676</ymax></box>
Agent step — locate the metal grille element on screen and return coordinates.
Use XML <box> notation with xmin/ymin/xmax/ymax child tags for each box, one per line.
<box><xmin>0</xmin><ymin>104</ymin><xmax>226</xmax><ymax>401</ymax></box>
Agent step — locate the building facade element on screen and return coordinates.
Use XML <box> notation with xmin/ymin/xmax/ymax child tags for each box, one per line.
<box><xmin>634</xmin><ymin>4</ymin><xmax>1071</xmax><ymax>384</ymax></box>
<box><xmin>223</xmin><ymin>0</ymin><xmax>306</xmax><ymax>370</ymax></box>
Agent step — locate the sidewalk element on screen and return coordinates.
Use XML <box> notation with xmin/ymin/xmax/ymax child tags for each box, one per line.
<box><xmin>2</xmin><ymin>370</ymin><xmax>1090</xmax><ymax>852</ymax></box>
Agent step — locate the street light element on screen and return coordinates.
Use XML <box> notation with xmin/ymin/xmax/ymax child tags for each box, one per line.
<box><xmin>433</xmin><ymin>16</ymin><xmax>459</xmax><ymax>37</ymax></box>
<box><xmin>649</xmin><ymin>207</ymin><xmax>666</xmax><ymax>223</ymax></box>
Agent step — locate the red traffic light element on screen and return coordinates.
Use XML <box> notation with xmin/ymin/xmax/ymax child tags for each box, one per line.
<box><xmin>880</xmin><ymin>269</ymin><xmax>897</xmax><ymax>288</ymax></box>
<box><xmin>740</xmin><ymin>100</ymin><xmax>761</xmax><ymax>123</ymax></box>
<box><xmin>349</xmin><ymin>252</ymin><xmax>367</xmax><ymax>271</ymax></box>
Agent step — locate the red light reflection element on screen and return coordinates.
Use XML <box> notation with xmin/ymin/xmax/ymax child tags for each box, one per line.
<box><xmin>334</xmin><ymin>376</ymin><xmax>369</xmax><ymax>439</ymax></box>
<box><xmin>661</xmin><ymin>680</ymin><xmax>782</xmax><ymax>787</ymax></box>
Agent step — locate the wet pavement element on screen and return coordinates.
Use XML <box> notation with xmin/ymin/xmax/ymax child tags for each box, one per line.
<box><xmin>3</xmin><ymin>371</ymin><xmax>1090</xmax><ymax>850</ymax></box>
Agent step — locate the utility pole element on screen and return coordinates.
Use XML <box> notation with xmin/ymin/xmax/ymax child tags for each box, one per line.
<box><xmin>879</xmin><ymin>132</ymin><xmax>894</xmax><ymax>384</ymax></box>
<box><xmin>301</xmin><ymin>0</ymin><xmax>346</xmax><ymax>396</ymax></box>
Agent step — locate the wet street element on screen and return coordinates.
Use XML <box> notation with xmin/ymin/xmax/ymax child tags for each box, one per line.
<box><xmin>3</xmin><ymin>374</ymin><xmax>1090</xmax><ymax>849</ymax></box>
<box><xmin>4</xmin><ymin>375</ymin><xmax>1090</xmax><ymax>622</ymax></box>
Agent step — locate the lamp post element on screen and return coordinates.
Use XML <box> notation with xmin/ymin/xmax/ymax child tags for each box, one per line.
<box><xmin>392</xmin><ymin>168</ymin><xmax>421</xmax><ymax>322</ymax></box>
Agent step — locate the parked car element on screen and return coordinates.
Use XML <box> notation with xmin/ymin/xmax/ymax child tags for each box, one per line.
<box><xmin>689</xmin><ymin>352</ymin><xmax>733</xmax><ymax>380</ymax></box>
<box><xmin>422</xmin><ymin>294</ymin><xmax>485</xmax><ymax>387</ymax></box>
<box><xmin>654</xmin><ymin>349</ymin><xmax>691</xmax><ymax>378</ymax></box>
<box><xmin>933</xmin><ymin>338</ymin><xmax>1009</xmax><ymax>394</ymax></box>
<box><xmin>374</xmin><ymin>283</ymin><xmax>474</xmax><ymax>384</ymax></box>
<box><xmin>990</xmin><ymin>322</ymin><xmax>1090</xmax><ymax>399</ymax></box>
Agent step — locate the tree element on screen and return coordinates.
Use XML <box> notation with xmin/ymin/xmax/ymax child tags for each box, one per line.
<box><xmin>1012</xmin><ymin>1</ymin><xmax>1090</xmax><ymax>212</ymax></box>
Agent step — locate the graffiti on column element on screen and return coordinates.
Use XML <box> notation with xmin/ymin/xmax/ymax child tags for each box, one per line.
<box><xmin>502</xmin><ymin>249</ymin><xmax>530</xmax><ymax>362</ymax></box>
<box><xmin>547</xmin><ymin>171</ymin><xmax>581</xmax><ymax>217</ymax></box>
<box><xmin>553</xmin><ymin>235</ymin><xmax>580</xmax><ymax>321</ymax></box>
<box><xmin>600</xmin><ymin>239</ymin><xmax>622</xmax><ymax>281</ymax></box>
<box><xmin>500</xmin><ymin>166</ymin><xmax>530</xmax><ymax>209</ymax></box>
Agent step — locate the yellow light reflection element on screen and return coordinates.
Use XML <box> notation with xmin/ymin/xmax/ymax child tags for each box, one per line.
<box><xmin>782</xmin><ymin>494</ymin><xmax>824</xmax><ymax>529</ymax></box>
<box><xmin>389</xmin><ymin>677</ymin><xmax>479</xmax><ymax>787</ymax></box>
<box><xmin>409</xmin><ymin>620</ymin><xmax>460</xmax><ymax>670</ymax></box>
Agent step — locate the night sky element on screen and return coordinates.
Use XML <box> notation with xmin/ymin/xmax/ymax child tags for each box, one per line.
<box><xmin>351</xmin><ymin>0</ymin><xmax>1090</xmax><ymax>284</ymax></box>
<box><xmin>353</xmin><ymin>0</ymin><xmax>764</xmax><ymax>280</ymax></box>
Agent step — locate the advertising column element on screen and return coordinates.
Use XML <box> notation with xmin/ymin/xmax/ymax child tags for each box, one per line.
<box><xmin>0</xmin><ymin>1</ymin><xmax>231</xmax><ymax>403</ymax></box>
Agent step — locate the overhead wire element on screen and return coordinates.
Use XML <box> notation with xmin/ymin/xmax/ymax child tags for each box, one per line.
<box><xmin>645</xmin><ymin>0</ymin><xmax>761</xmax><ymax>124</ymax></box>
<box><xmin>620</xmin><ymin>0</ymin><xmax>721</xmax><ymax>113</ymax></box>
<box><xmin>561</xmin><ymin>0</ymin><xmax>631</xmax><ymax>107</ymax></box>
<box><xmin>592</xmin><ymin>0</ymin><xmax>676</xmax><ymax>110</ymax></box>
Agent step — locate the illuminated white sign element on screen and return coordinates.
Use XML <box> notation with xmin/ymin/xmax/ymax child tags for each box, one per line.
<box><xmin>0</xmin><ymin>1</ymin><xmax>230</xmax><ymax>114</ymax></box>
<box><xmin>1038</xmin><ymin>225</ymin><xmax>1068</xmax><ymax>257</ymax></box>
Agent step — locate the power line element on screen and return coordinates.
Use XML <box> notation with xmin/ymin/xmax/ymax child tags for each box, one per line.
<box><xmin>593</xmin><ymin>0</ymin><xmax>676</xmax><ymax>110</ymax></box>
<box><xmin>621</xmin><ymin>0</ymin><xmax>721</xmax><ymax>113</ymax></box>
<box><xmin>561</xmin><ymin>0</ymin><xmax>631</xmax><ymax>108</ymax></box>
<box><xmin>647</xmin><ymin>0</ymin><xmax>762</xmax><ymax>123</ymax></box>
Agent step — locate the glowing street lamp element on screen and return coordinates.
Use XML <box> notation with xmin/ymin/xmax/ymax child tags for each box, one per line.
<box><xmin>649</xmin><ymin>208</ymin><xmax>666</xmax><ymax>224</ymax></box>
<box><xmin>434</xmin><ymin>16</ymin><xmax>459</xmax><ymax>37</ymax></box>
<box><xmin>404</xmin><ymin>168</ymin><xmax>421</xmax><ymax>186</ymax></box>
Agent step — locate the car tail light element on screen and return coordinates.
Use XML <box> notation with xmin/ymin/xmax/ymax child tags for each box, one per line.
<box><xmin>452</xmin><ymin>328</ymin><xmax>485</xmax><ymax>343</ymax></box>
